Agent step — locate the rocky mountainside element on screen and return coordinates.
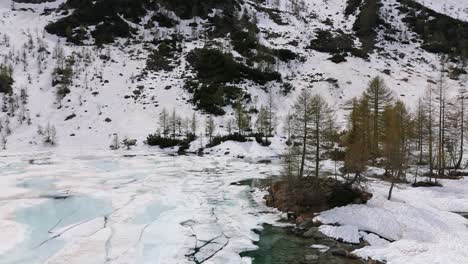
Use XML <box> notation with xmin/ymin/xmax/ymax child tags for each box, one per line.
<box><xmin>0</xmin><ymin>0</ymin><xmax>467</xmax><ymax>151</ymax></box>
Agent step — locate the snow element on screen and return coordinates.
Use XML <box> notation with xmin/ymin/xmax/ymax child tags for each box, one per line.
<box><xmin>414</xmin><ymin>0</ymin><xmax>468</xmax><ymax>22</ymax></box>
<box><xmin>0</xmin><ymin>220</ymin><xmax>26</xmax><ymax>255</ymax></box>
<box><xmin>310</xmin><ymin>244</ymin><xmax>330</xmax><ymax>253</ymax></box>
<box><xmin>315</xmin><ymin>179</ymin><xmax>468</xmax><ymax>264</ymax></box>
<box><xmin>0</xmin><ymin>0</ymin><xmax>465</xmax><ymax>150</ymax></box>
<box><xmin>361</xmin><ymin>233</ymin><xmax>390</xmax><ymax>247</ymax></box>
<box><xmin>319</xmin><ymin>224</ymin><xmax>360</xmax><ymax>244</ymax></box>
<box><xmin>0</xmin><ymin>149</ymin><xmax>283</xmax><ymax>264</ymax></box>
<box><xmin>0</xmin><ymin>0</ymin><xmax>467</xmax><ymax>263</ymax></box>
<box><xmin>203</xmin><ymin>140</ymin><xmax>279</xmax><ymax>160</ymax></box>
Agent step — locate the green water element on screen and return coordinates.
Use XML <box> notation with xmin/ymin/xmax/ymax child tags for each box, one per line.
<box><xmin>241</xmin><ymin>224</ymin><xmax>365</xmax><ymax>264</ymax></box>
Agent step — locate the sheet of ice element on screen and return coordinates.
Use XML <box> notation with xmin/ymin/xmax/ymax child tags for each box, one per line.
<box><xmin>0</xmin><ymin>220</ymin><xmax>26</xmax><ymax>255</ymax></box>
<box><xmin>0</xmin><ymin>150</ymin><xmax>283</xmax><ymax>264</ymax></box>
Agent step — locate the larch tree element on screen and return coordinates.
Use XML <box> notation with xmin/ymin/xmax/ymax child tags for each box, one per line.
<box><xmin>383</xmin><ymin>101</ymin><xmax>412</xmax><ymax>200</ymax></box>
<box><xmin>290</xmin><ymin>90</ymin><xmax>334</xmax><ymax>178</ymax></box>
<box><xmin>205</xmin><ymin>115</ymin><xmax>215</xmax><ymax>144</ymax></box>
<box><xmin>256</xmin><ymin>105</ymin><xmax>269</xmax><ymax>141</ymax></box>
<box><xmin>159</xmin><ymin>108</ymin><xmax>168</xmax><ymax>138</ymax></box>
<box><xmin>308</xmin><ymin>94</ymin><xmax>334</xmax><ymax>178</ymax></box>
<box><xmin>344</xmin><ymin>97</ymin><xmax>371</xmax><ymax>185</ymax></box>
<box><xmin>191</xmin><ymin>112</ymin><xmax>198</xmax><ymax>136</ymax></box>
<box><xmin>170</xmin><ymin>108</ymin><xmax>177</xmax><ymax>139</ymax></box>
<box><xmin>455</xmin><ymin>89</ymin><xmax>466</xmax><ymax>170</ymax></box>
<box><xmin>436</xmin><ymin>60</ymin><xmax>448</xmax><ymax>178</ymax></box>
<box><xmin>446</xmin><ymin>89</ymin><xmax>466</xmax><ymax>171</ymax></box>
<box><xmin>266</xmin><ymin>89</ymin><xmax>277</xmax><ymax>139</ymax></box>
<box><xmin>363</xmin><ymin>76</ymin><xmax>393</xmax><ymax>165</ymax></box>
<box><xmin>234</xmin><ymin>97</ymin><xmax>250</xmax><ymax>135</ymax></box>
<box><xmin>291</xmin><ymin>89</ymin><xmax>313</xmax><ymax>178</ymax></box>
<box><xmin>415</xmin><ymin>98</ymin><xmax>426</xmax><ymax>165</ymax></box>
<box><xmin>282</xmin><ymin>143</ymin><xmax>301</xmax><ymax>187</ymax></box>
<box><xmin>423</xmin><ymin>85</ymin><xmax>436</xmax><ymax>180</ymax></box>
<box><xmin>283</xmin><ymin>111</ymin><xmax>293</xmax><ymax>144</ymax></box>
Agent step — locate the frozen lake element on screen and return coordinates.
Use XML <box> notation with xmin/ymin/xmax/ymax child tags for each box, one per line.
<box><xmin>0</xmin><ymin>150</ymin><xmax>282</xmax><ymax>264</ymax></box>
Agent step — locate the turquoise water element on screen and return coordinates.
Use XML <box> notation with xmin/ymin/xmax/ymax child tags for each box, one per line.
<box><xmin>0</xmin><ymin>196</ymin><xmax>112</xmax><ymax>264</ymax></box>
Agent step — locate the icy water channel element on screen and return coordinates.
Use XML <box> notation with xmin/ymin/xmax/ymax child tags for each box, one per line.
<box><xmin>241</xmin><ymin>224</ymin><xmax>366</xmax><ymax>264</ymax></box>
<box><xmin>0</xmin><ymin>151</ymin><xmax>284</xmax><ymax>264</ymax></box>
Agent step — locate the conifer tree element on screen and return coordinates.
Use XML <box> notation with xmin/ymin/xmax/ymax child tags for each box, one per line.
<box><xmin>266</xmin><ymin>89</ymin><xmax>276</xmax><ymax>138</ymax></box>
<box><xmin>290</xmin><ymin>90</ymin><xmax>334</xmax><ymax>178</ymax></box>
<box><xmin>191</xmin><ymin>112</ymin><xmax>198</xmax><ymax>136</ymax></box>
<box><xmin>383</xmin><ymin>101</ymin><xmax>411</xmax><ymax>200</ymax></box>
<box><xmin>344</xmin><ymin>97</ymin><xmax>371</xmax><ymax>185</ymax></box>
<box><xmin>363</xmin><ymin>76</ymin><xmax>393</xmax><ymax>165</ymax></box>
<box><xmin>309</xmin><ymin>94</ymin><xmax>334</xmax><ymax>178</ymax></box>
<box><xmin>283</xmin><ymin>111</ymin><xmax>293</xmax><ymax>144</ymax></box>
<box><xmin>291</xmin><ymin>89</ymin><xmax>313</xmax><ymax>178</ymax></box>
<box><xmin>415</xmin><ymin>98</ymin><xmax>426</xmax><ymax>165</ymax></box>
<box><xmin>234</xmin><ymin>97</ymin><xmax>250</xmax><ymax>135</ymax></box>
<box><xmin>436</xmin><ymin>59</ymin><xmax>448</xmax><ymax>178</ymax></box>
<box><xmin>256</xmin><ymin>105</ymin><xmax>269</xmax><ymax>141</ymax></box>
<box><xmin>170</xmin><ymin>108</ymin><xmax>177</xmax><ymax>139</ymax></box>
<box><xmin>205</xmin><ymin>115</ymin><xmax>215</xmax><ymax>144</ymax></box>
<box><xmin>423</xmin><ymin>85</ymin><xmax>436</xmax><ymax>179</ymax></box>
<box><xmin>159</xmin><ymin>108</ymin><xmax>168</xmax><ymax>138</ymax></box>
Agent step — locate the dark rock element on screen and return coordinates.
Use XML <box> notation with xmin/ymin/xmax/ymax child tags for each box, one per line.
<box><xmin>412</xmin><ymin>181</ymin><xmax>443</xmax><ymax>187</ymax></box>
<box><xmin>304</xmin><ymin>254</ymin><xmax>319</xmax><ymax>263</ymax></box>
<box><xmin>302</xmin><ymin>227</ymin><xmax>319</xmax><ymax>238</ymax></box>
<box><xmin>104</xmin><ymin>118</ymin><xmax>112</xmax><ymax>122</ymax></box>
<box><xmin>64</xmin><ymin>113</ymin><xmax>76</xmax><ymax>121</ymax></box>
<box><xmin>298</xmin><ymin>219</ymin><xmax>315</xmax><ymax>230</ymax></box>
<box><xmin>331</xmin><ymin>249</ymin><xmax>359</xmax><ymax>259</ymax></box>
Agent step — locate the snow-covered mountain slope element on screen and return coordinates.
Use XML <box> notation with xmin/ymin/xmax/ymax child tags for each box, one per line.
<box><xmin>0</xmin><ymin>0</ymin><xmax>466</xmax><ymax>151</ymax></box>
<box><xmin>414</xmin><ymin>0</ymin><xmax>468</xmax><ymax>22</ymax></box>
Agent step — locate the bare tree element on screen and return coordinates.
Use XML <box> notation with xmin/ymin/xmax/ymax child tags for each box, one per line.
<box><xmin>159</xmin><ymin>108</ymin><xmax>168</xmax><ymax>138</ymax></box>
<box><xmin>205</xmin><ymin>115</ymin><xmax>215</xmax><ymax>144</ymax></box>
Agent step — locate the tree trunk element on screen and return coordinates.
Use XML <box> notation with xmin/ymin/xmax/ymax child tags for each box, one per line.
<box><xmin>315</xmin><ymin>111</ymin><xmax>320</xmax><ymax>178</ymax></box>
<box><xmin>388</xmin><ymin>179</ymin><xmax>395</xmax><ymax>200</ymax></box>
<box><xmin>347</xmin><ymin>171</ymin><xmax>360</xmax><ymax>186</ymax></box>
<box><xmin>299</xmin><ymin>129</ymin><xmax>307</xmax><ymax>178</ymax></box>
<box><xmin>372</xmin><ymin>95</ymin><xmax>379</xmax><ymax>166</ymax></box>
<box><xmin>455</xmin><ymin>97</ymin><xmax>464</xmax><ymax>170</ymax></box>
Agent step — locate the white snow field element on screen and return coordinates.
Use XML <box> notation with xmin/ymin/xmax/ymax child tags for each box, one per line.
<box><xmin>316</xmin><ymin>177</ymin><xmax>468</xmax><ymax>264</ymax></box>
<box><xmin>0</xmin><ymin>0</ymin><xmax>467</xmax><ymax>151</ymax></box>
<box><xmin>414</xmin><ymin>0</ymin><xmax>468</xmax><ymax>22</ymax></box>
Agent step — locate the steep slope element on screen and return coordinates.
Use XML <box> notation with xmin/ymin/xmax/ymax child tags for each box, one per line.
<box><xmin>0</xmin><ymin>0</ymin><xmax>466</xmax><ymax>151</ymax></box>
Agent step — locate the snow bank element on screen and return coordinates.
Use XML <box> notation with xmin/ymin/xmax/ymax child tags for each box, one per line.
<box><xmin>316</xmin><ymin>180</ymin><xmax>468</xmax><ymax>264</ymax></box>
<box><xmin>319</xmin><ymin>225</ymin><xmax>360</xmax><ymax>244</ymax></box>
